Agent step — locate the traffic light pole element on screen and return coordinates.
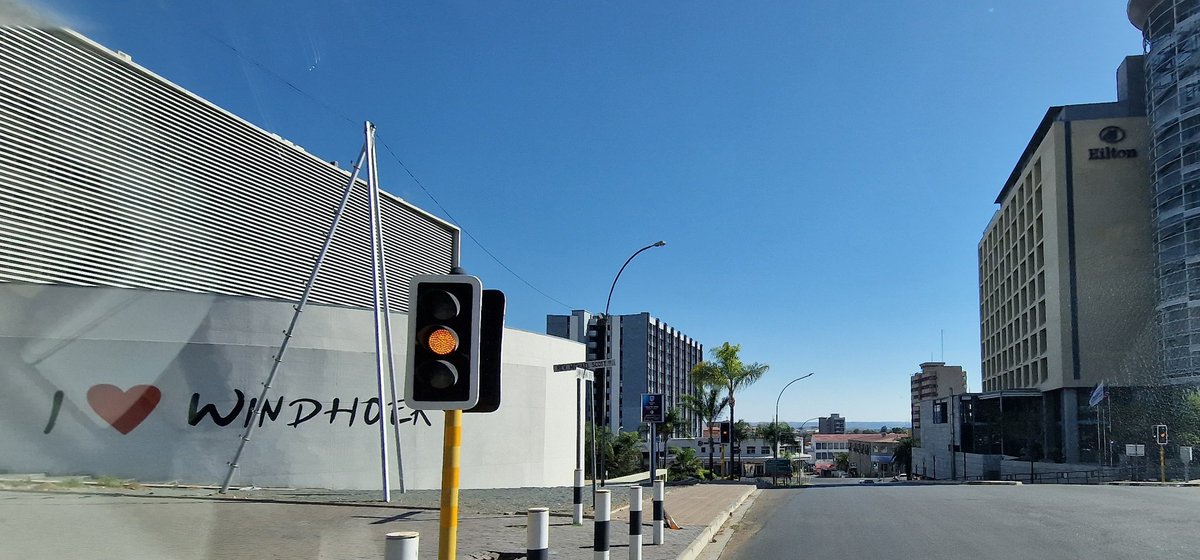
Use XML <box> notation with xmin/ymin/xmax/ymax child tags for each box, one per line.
<box><xmin>1160</xmin><ymin>444</ymin><xmax>1166</xmax><ymax>483</ymax></box>
<box><xmin>440</xmin><ymin>409</ymin><xmax>463</xmax><ymax>560</ymax></box>
<box><xmin>218</xmin><ymin>142</ymin><xmax>368</xmax><ymax>494</ymax></box>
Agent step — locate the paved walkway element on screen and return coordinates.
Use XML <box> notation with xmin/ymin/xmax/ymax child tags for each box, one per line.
<box><xmin>0</xmin><ymin>482</ymin><xmax>756</xmax><ymax>560</ymax></box>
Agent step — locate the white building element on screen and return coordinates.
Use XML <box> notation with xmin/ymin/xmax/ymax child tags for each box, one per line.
<box><xmin>0</xmin><ymin>27</ymin><xmax>583</xmax><ymax>491</ymax></box>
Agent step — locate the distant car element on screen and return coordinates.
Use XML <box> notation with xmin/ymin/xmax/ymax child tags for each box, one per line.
<box><xmin>860</xmin><ymin>479</ymin><xmax>875</xmax><ymax>484</ymax></box>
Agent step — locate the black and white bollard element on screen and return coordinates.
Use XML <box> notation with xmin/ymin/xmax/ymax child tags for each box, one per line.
<box><xmin>628</xmin><ymin>485</ymin><xmax>643</xmax><ymax>560</ymax></box>
<box><xmin>527</xmin><ymin>507</ymin><xmax>549</xmax><ymax>560</ymax></box>
<box><xmin>594</xmin><ymin>489</ymin><xmax>611</xmax><ymax>560</ymax></box>
<box><xmin>573</xmin><ymin>468</ymin><xmax>585</xmax><ymax>524</ymax></box>
<box><xmin>384</xmin><ymin>531</ymin><xmax>419</xmax><ymax>560</ymax></box>
<box><xmin>652</xmin><ymin>480</ymin><xmax>665</xmax><ymax>545</ymax></box>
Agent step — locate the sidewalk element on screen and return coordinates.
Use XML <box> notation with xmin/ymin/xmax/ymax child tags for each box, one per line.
<box><xmin>0</xmin><ymin>479</ymin><xmax>757</xmax><ymax>560</ymax></box>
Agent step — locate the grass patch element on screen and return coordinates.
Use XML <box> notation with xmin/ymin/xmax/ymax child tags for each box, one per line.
<box><xmin>94</xmin><ymin>475</ymin><xmax>126</xmax><ymax>488</ymax></box>
<box><xmin>56</xmin><ymin>478</ymin><xmax>84</xmax><ymax>488</ymax></box>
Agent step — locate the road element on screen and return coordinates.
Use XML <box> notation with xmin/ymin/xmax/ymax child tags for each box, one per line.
<box><xmin>722</xmin><ymin>479</ymin><xmax>1200</xmax><ymax>560</ymax></box>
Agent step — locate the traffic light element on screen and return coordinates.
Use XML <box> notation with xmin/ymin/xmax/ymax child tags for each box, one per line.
<box><xmin>720</xmin><ymin>421</ymin><xmax>731</xmax><ymax>444</ymax></box>
<box><xmin>405</xmin><ymin>274</ymin><xmax>482</xmax><ymax>410</ymax></box>
<box><xmin>465</xmin><ymin>289</ymin><xmax>504</xmax><ymax>413</ymax></box>
<box><xmin>1155</xmin><ymin>424</ymin><xmax>1169</xmax><ymax>445</ymax></box>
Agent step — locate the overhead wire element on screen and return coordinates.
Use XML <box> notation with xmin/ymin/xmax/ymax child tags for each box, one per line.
<box><xmin>197</xmin><ymin>28</ymin><xmax>575</xmax><ymax>311</ymax></box>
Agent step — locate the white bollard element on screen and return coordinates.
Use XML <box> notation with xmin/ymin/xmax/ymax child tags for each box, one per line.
<box><xmin>594</xmin><ymin>489</ymin><xmax>611</xmax><ymax>560</ymax></box>
<box><xmin>574</xmin><ymin>468</ymin><xmax>585</xmax><ymax>524</ymax></box>
<box><xmin>384</xmin><ymin>531</ymin><xmax>419</xmax><ymax>560</ymax></box>
<box><xmin>527</xmin><ymin>507</ymin><xmax>549</xmax><ymax>560</ymax></box>
<box><xmin>652</xmin><ymin>480</ymin><xmax>665</xmax><ymax>545</ymax></box>
<box><xmin>628</xmin><ymin>485</ymin><xmax>643</xmax><ymax>560</ymax></box>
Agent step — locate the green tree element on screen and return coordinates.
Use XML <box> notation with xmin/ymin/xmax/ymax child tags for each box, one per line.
<box><xmin>610</xmin><ymin>431</ymin><xmax>644</xmax><ymax>477</ymax></box>
<box><xmin>834</xmin><ymin>452</ymin><xmax>851</xmax><ymax>473</ymax></box>
<box><xmin>584</xmin><ymin>424</ymin><xmax>614</xmax><ymax>479</ymax></box>
<box><xmin>759</xmin><ymin>421</ymin><xmax>797</xmax><ymax>458</ymax></box>
<box><xmin>680</xmin><ymin>384</ymin><xmax>729</xmax><ymax>476</ymax></box>
<box><xmin>643</xmin><ymin>407</ymin><xmax>688</xmax><ymax>475</ymax></box>
<box><xmin>692</xmin><ymin>342</ymin><xmax>768</xmax><ymax>478</ymax></box>
<box><xmin>892</xmin><ymin>437</ymin><xmax>915</xmax><ymax>479</ymax></box>
<box><xmin>668</xmin><ymin>447</ymin><xmax>705</xmax><ymax>481</ymax></box>
<box><xmin>733</xmin><ymin>419</ymin><xmax>754</xmax><ymax>442</ymax></box>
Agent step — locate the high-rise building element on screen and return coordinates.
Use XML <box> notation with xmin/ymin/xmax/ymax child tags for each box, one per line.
<box><xmin>818</xmin><ymin>413</ymin><xmax>845</xmax><ymax>434</ymax></box>
<box><xmin>1129</xmin><ymin>0</ymin><xmax>1200</xmax><ymax>384</ymax></box>
<box><xmin>978</xmin><ymin>55</ymin><xmax>1155</xmax><ymax>462</ymax></box>
<box><xmin>910</xmin><ymin>362</ymin><xmax>966</xmax><ymax>434</ymax></box>
<box><xmin>547</xmin><ymin>310</ymin><xmax>703</xmax><ymax>434</ymax></box>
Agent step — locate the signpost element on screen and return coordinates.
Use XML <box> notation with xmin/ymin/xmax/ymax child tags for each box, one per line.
<box><xmin>553</xmin><ymin>363</ymin><xmax>598</xmax><ymax>505</ymax></box>
<box><xmin>642</xmin><ymin>393</ymin><xmax>664</xmax><ymax>478</ymax></box>
<box><xmin>553</xmin><ymin>359</ymin><xmax>615</xmax><ymax>373</ymax></box>
<box><xmin>1181</xmin><ymin>446</ymin><xmax>1193</xmax><ymax>483</ymax></box>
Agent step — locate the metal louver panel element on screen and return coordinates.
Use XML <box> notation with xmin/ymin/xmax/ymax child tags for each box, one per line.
<box><xmin>0</xmin><ymin>27</ymin><xmax>456</xmax><ymax>311</ymax></box>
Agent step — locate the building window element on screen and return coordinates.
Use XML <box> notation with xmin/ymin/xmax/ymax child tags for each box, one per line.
<box><xmin>933</xmin><ymin>402</ymin><xmax>948</xmax><ymax>424</ymax></box>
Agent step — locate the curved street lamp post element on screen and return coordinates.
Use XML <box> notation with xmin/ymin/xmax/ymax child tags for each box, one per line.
<box><xmin>596</xmin><ymin>241</ymin><xmax>665</xmax><ymax>490</ymax></box>
<box><xmin>772</xmin><ymin>373</ymin><xmax>815</xmax><ymax>458</ymax></box>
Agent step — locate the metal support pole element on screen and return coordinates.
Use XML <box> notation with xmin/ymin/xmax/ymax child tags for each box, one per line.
<box><xmin>367</xmin><ymin>122</ymin><xmax>405</xmax><ymax>494</ymax></box>
<box><xmin>590</xmin><ymin>377</ymin><xmax>598</xmax><ymax>504</ymax></box>
<box><xmin>527</xmin><ymin>507</ymin><xmax>549</xmax><ymax>560</ymax></box>
<box><xmin>218</xmin><ymin>143</ymin><xmax>368</xmax><ymax>494</ymax></box>
<box><xmin>652</xmin><ymin>480</ymin><xmax>664</xmax><ymax>545</ymax></box>
<box><xmin>594</xmin><ymin>489</ymin><xmax>611</xmax><ymax>560</ymax></box>
<box><xmin>628</xmin><ymin>485</ymin><xmax>643</xmax><ymax>560</ymax></box>
<box><xmin>439</xmin><ymin>410</ymin><xmax>463</xmax><ymax>560</ymax></box>
<box><xmin>365</xmin><ymin>122</ymin><xmax>393</xmax><ymax>501</ymax></box>
<box><xmin>385</xmin><ymin>532</ymin><xmax>419</xmax><ymax>560</ymax></box>
<box><xmin>649</xmin><ymin>423</ymin><xmax>656</xmax><ymax>480</ymax></box>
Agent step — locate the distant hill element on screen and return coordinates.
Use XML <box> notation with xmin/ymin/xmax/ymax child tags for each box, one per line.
<box><xmin>783</xmin><ymin>421</ymin><xmax>911</xmax><ymax>432</ymax></box>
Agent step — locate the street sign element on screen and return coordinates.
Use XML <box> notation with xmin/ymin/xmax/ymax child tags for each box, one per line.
<box><xmin>552</xmin><ymin>359</ymin><xmax>615</xmax><ymax>372</ymax></box>
<box><xmin>1126</xmin><ymin>444</ymin><xmax>1145</xmax><ymax>457</ymax></box>
<box><xmin>641</xmin><ymin>393</ymin><xmax>664</xmax><ymax>423</ymax></box>
<box><xmin>764</xmin><ymin>459</ymin><xmax>791</xmax><ymax>476</ymax></box>
<box><xmin>1181</xmin><ymin>446</ymin><xmax>1194</xmax><ymax>462</ymax></box>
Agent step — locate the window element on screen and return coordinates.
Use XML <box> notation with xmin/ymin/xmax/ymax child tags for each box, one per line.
<box><xmin>933</xmin><ymin>402</ymin><xmax>948</xmax><ymax>424</ymax></box>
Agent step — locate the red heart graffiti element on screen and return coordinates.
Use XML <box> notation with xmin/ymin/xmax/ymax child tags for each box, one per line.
<box><xmin>86</xmin><ymin>384</ymin><xmax>161</xmax><ymax>434</ymax></box>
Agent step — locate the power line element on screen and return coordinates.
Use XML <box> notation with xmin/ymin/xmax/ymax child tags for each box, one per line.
<box><xmin>198</xmin><ymin>29</ymin><xmax>575</xmax><ymax>311</ymax></box>
<box><xmin>377</xmin><ymin>138</ymin><xmax>575</xmax><ymax>311</ymax></box>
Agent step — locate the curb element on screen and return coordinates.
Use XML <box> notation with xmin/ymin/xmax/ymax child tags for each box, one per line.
<box><xmin>673</xmin><ymin>486</ymin><xmax>756</xmax><ymax>560</ymax></box>
<box><xmin>965</xmin><ymin>480</ymin><xmax>1022</xmax><ymax>486</ymax></box>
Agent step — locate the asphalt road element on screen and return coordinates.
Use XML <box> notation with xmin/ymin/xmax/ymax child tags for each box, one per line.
<box><xmin>722</xmin><ymin>480</ymin><xmax>1200</xmax><ymax>560</ymax></box>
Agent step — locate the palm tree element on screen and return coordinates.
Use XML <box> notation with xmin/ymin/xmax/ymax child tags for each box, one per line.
<box><xmin>892</xmin><ymin>437</ymin><xmax>915</xmax><ymax>479</ymax></box>
<box><xmin>658</xmin><ymin>407</ymin><xmax>687</xmax><ymax>472</ymax></box>
<box><xmin>759</xmin><ymin>421</ymin><xmax>797</xmax><ymax>458</ymax></box>
<box><xmin>681</xmin><ymin>384</ymin><xmax>729</xmax><ymax>475</ymax></box>
<box><xmin>692</xmin><ymin>342</ymin><xmax>769</xmax><ymax>478</ymax></box>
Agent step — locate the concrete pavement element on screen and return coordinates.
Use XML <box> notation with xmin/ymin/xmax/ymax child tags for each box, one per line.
<box><xmin>0</xmin><ymin>480</ymin><xmax>756</xmax><ymax>560</ymax></box>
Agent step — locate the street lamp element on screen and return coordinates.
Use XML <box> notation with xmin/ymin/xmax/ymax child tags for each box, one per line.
<box><xmin>596</xmin><ymin>240</ymin><xmax>665</xmax><ymax>489</ymax></box>
<box><xmin>773</xmin><ymin>373</ymin><xmax>815</xmax><ymax>458</ymax></box>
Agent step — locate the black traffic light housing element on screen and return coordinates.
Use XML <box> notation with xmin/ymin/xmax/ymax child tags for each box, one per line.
<box><xmin>720</xmin><ymin>421</ymin><xmax>731</xmax><ymax>444</ymax></box>
<box><xmin>1155</xmin><ymin>424</ymin><xmax>1169</xmax><ymax>445</ymax></box>
<box><xmin>406</xmin><ymin>274</ymin><xmax>482</xmax><ymax>410</ymax></box>
<box><xmin>465</xmin><ymin>289</ymin><xmax>505</xmax><ymax>413</ymax></box>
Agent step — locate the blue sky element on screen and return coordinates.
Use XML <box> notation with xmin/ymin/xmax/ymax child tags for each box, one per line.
<box><xmin>29</xmin><ymin>1</ymin><xmax>1144</xmax><ymax>423</ymax></box>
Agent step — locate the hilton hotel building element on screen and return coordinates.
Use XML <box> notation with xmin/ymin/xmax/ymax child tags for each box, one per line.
<box><xmin>978</xmin><ymin>56</ymin><xmax>1156</xmax><ymax>462</ymax></box>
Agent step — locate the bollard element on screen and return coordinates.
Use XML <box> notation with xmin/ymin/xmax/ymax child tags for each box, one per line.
<box><xmin>628</xmin><ymin>485</ymin><xmax>643</xmax><ymax>560</ymax></box>
<box><xmin>652</xmin><ymin>480</ymin><xmax>664</xmax><ymax>545</ymax></box>
<box><xmin>527</xmin><ymin>507</ymin><xmax>549</xmax><ymax>560</ymax></box>
<box><xmin>574</xmin><ymin>468</ymin><xmax>585</xmax><ymax>524</ymax></box>
<box><xmin>594</xmin><ymin>489</ymin><xmax>611</xmax><ymax>560</ymax></box>
<box><xmin>384</xmin><ymin>531</ymin><xmax>419</xmax><ymax>560</ymax></box>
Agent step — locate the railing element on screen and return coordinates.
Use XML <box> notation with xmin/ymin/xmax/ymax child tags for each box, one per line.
<box><xmin>1000</xmin><ymin>469</ymin><xmax>1122</xmax><ymax>484</ymax></box>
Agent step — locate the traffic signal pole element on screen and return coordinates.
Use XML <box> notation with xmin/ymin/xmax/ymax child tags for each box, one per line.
<box><xmin>439</xmin><ymin>409</ymin><xmax>463</xmax><ymax>560</ymax></box>
<box><xmin>1160</xmin><ymin>444</ymin><xmax>1166</xmax><ymax>483</ymax></box>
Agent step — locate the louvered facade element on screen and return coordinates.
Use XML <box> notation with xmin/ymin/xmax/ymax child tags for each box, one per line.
<box><xmin>0</xmin><ymin>27</ymin><xmax>455</xmax><ymax>308</ymax></box>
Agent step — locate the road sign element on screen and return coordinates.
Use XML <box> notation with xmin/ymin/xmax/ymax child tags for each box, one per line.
<box><xmin>641</xmin><ymin>393</ymin><xmax>664</xmax><ymax>423</ymax></box>
<box><xmin>764</xmin><ymin>459</ymin><xmax>791</xmax><ymax>476</ymax></box>
<box><xmin>1126</xmin><ymin>444</ymin><xmax>1146</xmax><ymax>457</ymax></box>
<box><xmin>1181</xmin><ymin>446</ymin><xmax>1193</xmax><ymax>462</ymax></box>
<box><xmin>552</xmin><ymin>359</ymin><xmax>615</xmax><ymax>372</ymax></box>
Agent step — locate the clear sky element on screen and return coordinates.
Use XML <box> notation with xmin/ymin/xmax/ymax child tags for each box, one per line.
<box><xmin>19</xmin><ymin>0</ymin><xmax>1145</xmax><ymax>423</ymax></box>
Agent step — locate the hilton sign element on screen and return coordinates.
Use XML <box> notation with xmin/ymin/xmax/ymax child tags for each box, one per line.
<box><xmin>1088</xmin><ymin>126</ymin><xmax>1137</xmax><ymax>160</ymax></box>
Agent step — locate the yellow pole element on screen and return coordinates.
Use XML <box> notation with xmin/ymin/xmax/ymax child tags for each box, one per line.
<box><xmin>1160</xmin><ymin>444</ymin><xmax>1166</xmax><ymax>483</ymax></box>
<box><xmin>439</xmin><ymin>410</ymin><xmax>462</xmax><ymax>560</ymax></box>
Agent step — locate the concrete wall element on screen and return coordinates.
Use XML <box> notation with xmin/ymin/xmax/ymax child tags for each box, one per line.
<box><xmin>0</xmin><ymin>283</ymin><xmax>583</xmax><ymax>490</ymax></box>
